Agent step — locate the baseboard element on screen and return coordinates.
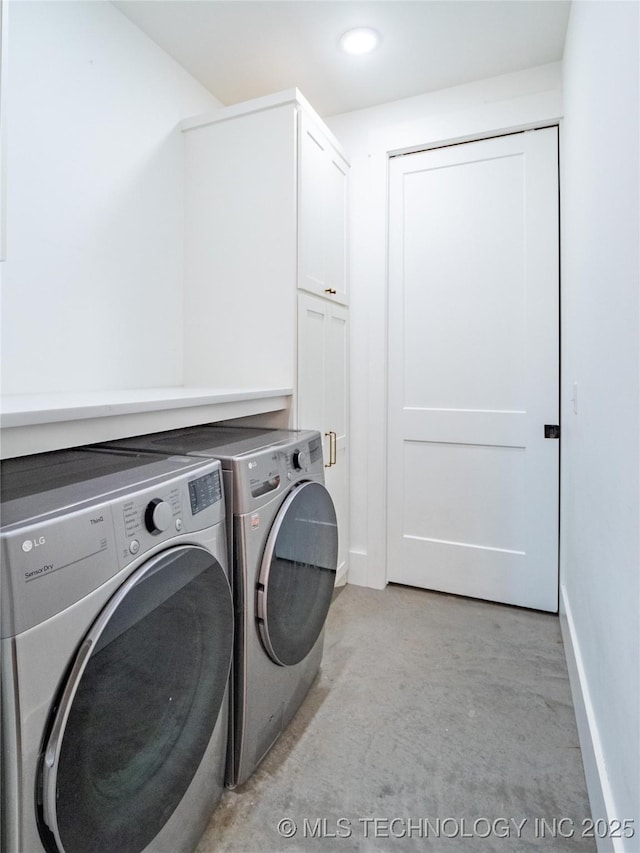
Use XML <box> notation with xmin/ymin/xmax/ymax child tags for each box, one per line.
<box><xmin>347</xmin><ymin>549</ymin><xmax>388</xmax><ymax>589</ymax></box>
<box><xmin>345</xmin><ymin>550</ymin><xmax>368</xmax><ymax>587</ymax></box>
<box><xmin>335</xmin><ymin>562</ymin><xmax>348</xmax><ymax>587</ymax></box>
<box><xmin>559</xmin><ymin>584</ymin><xmax>629</xmax><ymax>853</ymax></box>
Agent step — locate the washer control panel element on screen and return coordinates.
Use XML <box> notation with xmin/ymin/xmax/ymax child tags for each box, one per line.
<box><xmin>234</xmin><ymin>432</ymin><xmax>324</xmax><ymax>514</ymax></box>
<box><xmin>285</xmin><ymin>434</ymin><xmax>323</xmax><ymax>475</ymax></box>
<box><xmin>291</xmin><ymin>449</ymin><xmax>307</xmax><ymax>471</ymax></box>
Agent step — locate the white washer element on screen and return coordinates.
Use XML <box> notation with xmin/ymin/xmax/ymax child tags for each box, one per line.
<box><xmin>98</xmin><ymin>427</ymin><xmax>338</xmax><ymax>787</ymax></box>
<box><xmin>1</xmin><ymin>447</ymin><xmax>233</xmax><ymax>853</ymax></box>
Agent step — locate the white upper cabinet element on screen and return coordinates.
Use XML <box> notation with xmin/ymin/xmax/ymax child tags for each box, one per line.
<box><xmin>182</xmin><ymin>99</ymin><xmax>298</xmax><ymax>391</ymax></box>
<box><xmin>298</xmin><ymin>112</ymin><xmax>349</xmax><ymax>305</ymax></box>
<box><xmin>181</xmin><ymin>89</ymin><xmax>350</xmax><ymax>390</ymax></box>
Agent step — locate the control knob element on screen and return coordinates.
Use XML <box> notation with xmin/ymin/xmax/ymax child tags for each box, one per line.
<box><xmin>292</xmin><ymin>449</ymin><xmax>308</xmax><ymax>471</ymax></box>
<box><xmin>144</xmin><ymin>498</ymin><xmax>173</xmax><ymax>535</ymax></box>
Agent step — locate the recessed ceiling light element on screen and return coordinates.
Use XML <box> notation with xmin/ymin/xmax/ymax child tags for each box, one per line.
<box><xmin>340</xmin><ymin>27</ymin><xmax>380</xmax><ymax>56</ymax></box>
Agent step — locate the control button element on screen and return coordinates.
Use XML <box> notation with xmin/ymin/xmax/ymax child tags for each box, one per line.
<box><xmin>129</xmin><ymin>540</ymin><xmax>140</xmax><ymax>555</ymax></box>
<box><xmin>175</xmin><ymin>518</ymin><xmax>183</xmax><ymax>532</ymax></box>
<box><xmin>292</xmin><ymin>449</ymin><xmax>308</xmax><ymax>471</ymax></box>
<box><xmin>144</xmin><ymin>498</ymin><xmax>173</xmax><ymax>535</ymax></box>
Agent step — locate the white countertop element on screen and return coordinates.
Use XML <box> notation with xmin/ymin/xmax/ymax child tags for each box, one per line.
<box><xmin>0</xmin><ymin>387</ymin><xmax>293</xmax><ymax>457</ymax></box>
<box><xmin>1</xmin><ymin>387</ymin><xmax>292</xmax><ymax>427</ymax></box>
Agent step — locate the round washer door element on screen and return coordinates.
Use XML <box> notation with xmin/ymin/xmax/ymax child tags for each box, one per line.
<box><xmin>39</xmin><ymin>545</ymin><xmax>233</xmax><ymax>853</ymax></box>
<box><xmin>257</xmin><ymin>481</ymin><xmax>338</xmax><ymax>666</ymax></box>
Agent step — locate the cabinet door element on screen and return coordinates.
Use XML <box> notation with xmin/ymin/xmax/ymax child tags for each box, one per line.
<box><xmin>298</xmin><ymin>112</ymin><xmax>349</xmax><ymax>305</ymax></box>
<box><xmin>323</xmin><ymin>301</ymin><xmax>349</xmax><ymax>583</ymax></box>
<box><xmin>297</xmin><ymin>293</ymin><xmax>349</xmax><ymax>583</ymax></box>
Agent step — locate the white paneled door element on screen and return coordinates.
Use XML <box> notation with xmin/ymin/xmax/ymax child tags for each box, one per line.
<box><xmin>387</xmin><ymin>128</ymin><xmax>559</xmax><ymax>612</ymax></box>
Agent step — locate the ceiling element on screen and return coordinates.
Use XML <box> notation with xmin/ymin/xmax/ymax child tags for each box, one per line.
<box><xmin>113</xmin><ymin>0</ymin><xmax>571</xmax><ymax>117</ymax></box>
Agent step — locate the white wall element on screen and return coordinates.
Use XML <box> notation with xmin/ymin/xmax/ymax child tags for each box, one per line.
<box><xmin>326</xmin><ymin>63</ymin><xmax>563</xmax><ymax>588</ymax></box>
<box><xmin>1</xmin><ymin>1</ymin><xmax>221</xmax><ymax>395</ymax></box>
<box><xmin>327</xmin><ymin>13</ymin><xmax>638</xmax><ymax>842</ymax></box>
<box><xmin>559</xmin><ymin>3</ymin><xmax>639</xmax><ymax>849</ymax></box>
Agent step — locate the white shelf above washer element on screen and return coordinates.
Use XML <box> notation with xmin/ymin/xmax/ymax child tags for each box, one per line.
<box><xmin>0</xmin><ymin>387</ymin><xmax>293</xmax><ymax>458</ymax></box>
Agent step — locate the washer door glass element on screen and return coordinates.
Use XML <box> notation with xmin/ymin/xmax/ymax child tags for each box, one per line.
<box><xmin>258</xmin><ymin>481</ymin><xmax>337</xmax><ymax>666</ymax></box>
<box><xmin>39</xmin><ymin>545</ymin><xmax>233</xmax><ymax>853</ymax></box>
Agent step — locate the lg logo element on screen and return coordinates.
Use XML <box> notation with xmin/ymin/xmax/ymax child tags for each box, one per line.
<box><xmin>22</xmin><ymin>536</ymin><xmax>46</xmax><ymax>553</ymax></box>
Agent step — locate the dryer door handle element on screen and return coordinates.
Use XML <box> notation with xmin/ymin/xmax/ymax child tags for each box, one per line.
<box><xmin>42</xmin><ymin>638</ymin><xmax>94</xmax><ymax>829</ymax></box>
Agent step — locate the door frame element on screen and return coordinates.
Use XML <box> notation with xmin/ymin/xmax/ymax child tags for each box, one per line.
<box><xmin>383</xmin><ymin>126</ymin><xmax>561</xmax><ymax>605</ymax></box>
<box><xmin>349</xmin><ymin>118</ymin><xmax>562</xmax><ymax>589</ymax></box>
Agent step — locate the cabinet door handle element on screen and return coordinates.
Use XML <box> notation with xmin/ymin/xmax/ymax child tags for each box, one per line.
<box><xmin>324</xmin><ymin>432</ymin><xmax>332</xmax><ymax>467</ymax></box>
<box><xmin>324</xmin><ymin>288</ymin><xmax>337</xmax><ymax>295</ymax></box>
<box><xmin>324</xmin><ymin>430</ymin><xmax>337</xmax><ymax>467</ymax></box>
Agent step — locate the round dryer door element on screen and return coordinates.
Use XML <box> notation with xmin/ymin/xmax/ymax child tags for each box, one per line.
<box><xmin>257</xmin><ymin>481</ymin><xmax>338</xmax><ymax>666</ymax></box>
<box><xmin>38</xmin><ymin>545</ymin><xmax>233</xmax><ymax>853</ymax></box>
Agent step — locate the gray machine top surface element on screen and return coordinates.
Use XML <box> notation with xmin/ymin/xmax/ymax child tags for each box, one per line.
<box><xmin>99</xmin><ymin>426</ymin><xmax>314</xmax><ymax>465</ymax></box>
<box><xmin>99</xmin><ymin>426</ymin><xmax>325</xmax><ymax>515</ymax></box>
<box><xmin>0</xmin><ymin>447</ymin><xmax>216</xmax><ymax>528</ymax></box>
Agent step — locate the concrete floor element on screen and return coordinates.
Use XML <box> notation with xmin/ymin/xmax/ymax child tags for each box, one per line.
<box><xmin>196</xmin><ymin>584</ymin><xmax>595</xmax><ymax>852</ymax></box>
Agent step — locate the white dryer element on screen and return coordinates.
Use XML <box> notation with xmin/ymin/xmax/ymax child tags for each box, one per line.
<box><xmin>97</xmin><ymin>427</ymin><xmax>338</xmax><ymax>787</ymax></box>
<box><xmin>0</xmin><ymin>447</ymin><xmax>233</xmax><ymax>853</ymax></box>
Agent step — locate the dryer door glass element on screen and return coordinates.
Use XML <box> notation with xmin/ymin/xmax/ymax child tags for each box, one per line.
<box><xmin>39</xmin><ymin>545</ymin><xmax>233</xmax><ymax>853</ymax></box>
<box><xmin>258</xmin><ymin>481</ymin><xmax>338</xmax><ymax>666</ymax></box>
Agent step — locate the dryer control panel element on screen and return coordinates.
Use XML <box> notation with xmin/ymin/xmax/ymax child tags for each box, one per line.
<box><xmin>0</xmin><ymin>458</ymin><xmax>224</xmax><ymax>638</ymax></box>
<box><xmin>112</xmin><ymin>462</ymin><xmax>224</xmax><ymax>567</ymax></box>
